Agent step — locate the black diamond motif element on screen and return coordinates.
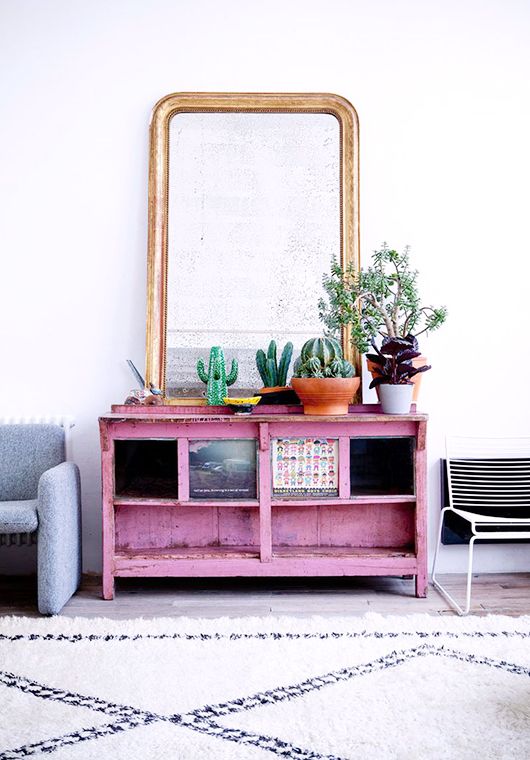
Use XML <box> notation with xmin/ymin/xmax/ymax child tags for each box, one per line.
<box><xmin>1</xmin><ymin>643</ymin><xmax>529</xmax><ymax>759</ymax></box>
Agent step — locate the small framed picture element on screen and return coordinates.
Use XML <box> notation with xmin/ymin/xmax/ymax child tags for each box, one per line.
<box><xmin>189</xmin><ymin>439</ymin><xmax>258</xmax><ymax>499</ymax></box>
<box><xmin>272</xmin><ymin>438</ymin><xmax>339</xmax><ymax>497</ymax></box>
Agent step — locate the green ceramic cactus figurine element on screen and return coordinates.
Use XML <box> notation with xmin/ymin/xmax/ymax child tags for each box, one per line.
<box><xmin>196</xmin><ymin>346</ymin><xmax>238</xmax><ymax>405</ymax></box>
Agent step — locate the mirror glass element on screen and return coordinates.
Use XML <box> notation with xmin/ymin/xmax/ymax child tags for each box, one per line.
<box><xmin>165</xmin><ymin>112</ymin><xmax>341</xmax><ymax>396</ymax></box>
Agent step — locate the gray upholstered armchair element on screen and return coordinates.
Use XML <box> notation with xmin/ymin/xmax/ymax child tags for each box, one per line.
<box><xmin>0</xmin><ymin>423</ymin><xmax>81</xmax><ymax>614</ymax></box>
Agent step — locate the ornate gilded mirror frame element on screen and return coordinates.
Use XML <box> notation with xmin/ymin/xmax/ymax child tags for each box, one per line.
<box><xmin>145</xmin><ymin>92</ymin><xmax>360</xmax><ymax>396</ymax></box>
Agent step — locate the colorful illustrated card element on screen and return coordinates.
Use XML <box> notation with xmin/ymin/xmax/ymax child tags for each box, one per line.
<box><xmin>272</xmin><ymin>437</ymin><xmax>339</xmax><ymax>496</ymax></box>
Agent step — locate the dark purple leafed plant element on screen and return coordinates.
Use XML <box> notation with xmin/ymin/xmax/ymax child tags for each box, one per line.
<box><xmin>367</xmin><ymin>335</ymin><xmax>431</xmax><ymax>388</ymax></box>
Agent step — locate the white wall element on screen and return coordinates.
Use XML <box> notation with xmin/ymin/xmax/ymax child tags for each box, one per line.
<box><xmin>1</xmin><ymin>0</ymin><xmax>529</xmax><ymax>574</ymax></box>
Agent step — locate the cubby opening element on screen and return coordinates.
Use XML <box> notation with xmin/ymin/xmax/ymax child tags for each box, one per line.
<box><xmin>114</xmin><ymin>505</ymin><xmax>259</xmax><ymax>557</ymax></box>
<box><xmin>350</xmin><ymin>437</ymin><xmax>415</xmax><ymax>496</ymax></box>
<box><xmin>271</xmin><ymin>503</ymin><xmax>415</xmax><ymax>553</ymax></box>
<box><xmin>114</xmin><ymin>439</ymin><xmax>179</xmax><ymax>498</ymax></box>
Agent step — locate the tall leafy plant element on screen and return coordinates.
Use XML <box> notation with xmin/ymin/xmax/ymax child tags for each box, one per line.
<box><xmin>319</xmin><ymin>243</ymin><xmax>447</xmax><ymax>354</ymax></box>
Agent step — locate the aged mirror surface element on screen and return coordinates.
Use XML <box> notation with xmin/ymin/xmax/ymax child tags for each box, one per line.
<box><xmin>146</xmin><ymin>93</ymin><xmax>359</xmax><ymax>398</ymax></box>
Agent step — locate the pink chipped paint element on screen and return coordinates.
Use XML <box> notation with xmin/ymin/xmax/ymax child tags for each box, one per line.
<box><xmin>99</xmin><ymin>405</ymin><xmax>428</xmax><ymax>600</ymax></box>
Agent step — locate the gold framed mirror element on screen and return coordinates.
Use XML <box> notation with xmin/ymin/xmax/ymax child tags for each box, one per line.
<box><xmin>145</xmin><ymin>92</ymin><xmax>360</xmax><ymax>399</ymax></box>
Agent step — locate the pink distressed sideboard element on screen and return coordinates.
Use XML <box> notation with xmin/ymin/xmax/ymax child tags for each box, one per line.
<box><xmin>99</xmin><ymin>405</ymin><xmax>428</xmax><ymax>600</ymax></box>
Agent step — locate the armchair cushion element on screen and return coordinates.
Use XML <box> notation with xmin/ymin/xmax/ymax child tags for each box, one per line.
<box><xmin>0</xmin><ymin>425</ymin><xmax>65</xmax><ymax>501</ymax></box>
<box><xmin>0</xmin><ymin>500</ymin><xmax>39</xmax><ymax>533</ymax></box>
<box><xmin>37</xmin><ymin>462</ymin><xmax>82</xmax><ymax>615</ymax></box>
<box><xmin>0</xmin><ymin>423</ymin><xmax>81</xmax><ymax>615</ymax></box>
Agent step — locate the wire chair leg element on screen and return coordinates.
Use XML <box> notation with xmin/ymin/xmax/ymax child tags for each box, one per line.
<box><xmin>431</xmin><ymin>507</ymin><xmax>447</xmax><ymax>586</ymax></box>
<box><xmin>463</xmin><ymin>536</ymin><xmax>476</xmax><ymax>615</ymax></box>
<box><xmin>431</xmin><ymin>509</ymin><xmax>476</xmax><ymax>616</ymax></box>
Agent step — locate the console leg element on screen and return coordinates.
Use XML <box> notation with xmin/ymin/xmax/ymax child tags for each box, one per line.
<box><xmin>415</xmin><ymin>573</ymin><xmax>427</xmax><ymax>598</ymax></box>
<box><xmin>102</xmin><ymin>572</ymin><xmax>115</xmax><ymax>600</ymax></box>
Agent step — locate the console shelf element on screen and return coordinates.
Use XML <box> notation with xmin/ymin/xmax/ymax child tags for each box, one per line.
<box><xmin>271</xmin><ymin>495</ymin><xmax>417</xmax><ymax>506</ymax></box>
<box><xmin>114</xmin><ymin>497</ymin><xmax>260</xmax><ymax>508</ymax></box>
<box><xmin>100</xmin><ymin>405</ymin><xmax>427</xmax><ymax>599</ymax></box>
<box><xmin>116</xmin><ymin>546</ymin><xmax>261</xmax><ymax>561</ymax></box>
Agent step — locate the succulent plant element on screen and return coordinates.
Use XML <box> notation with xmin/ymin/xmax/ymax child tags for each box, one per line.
<box><xmin>292</xmin><ymin>337</ymin><xmax>355</xmax><ymax>379</ymax></box>
<box><xmin>300</xmin><ymin>336</ymin><xmax>342</xmax><ymax>366</ymax></box>
<box><xmin>326</xmin><ymin>358</ymin><xmax>355</xmax><ymax>378</ymax></box>
<box><xmin>319</xmin><ymin>244</ymin><xmax>448</xmax><ymax>354</ymax></box>
<box><xmin>256</xmin><ymin>340</ymin><xmax>293</xmax><ymax>387</ymax></box>
<box><xmin>367</xmin><ymin>335</ymin><xmax>431</xmax><ymax>387</ymax></box>
<box><xmin>197</xmin><ymin>346</ymin><xmax>238</xmax><ymax>405</ymax></box>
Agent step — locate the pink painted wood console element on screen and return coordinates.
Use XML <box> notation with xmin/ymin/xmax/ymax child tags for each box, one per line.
<box><xmin>99</xmin><ymin>405</ymin><xmax>428</xmax><ymax>600</ymax></box>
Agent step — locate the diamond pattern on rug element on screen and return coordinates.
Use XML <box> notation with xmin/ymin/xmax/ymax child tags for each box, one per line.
<box><xmin>0</xmin><ymin>680</ymin><xmax>113</xmax><ymax>751</ymax></box>
<box><xmin>215</xmin><ymin>647</ymin><xmax>530</xmax><ymax>760</ymax></box>
<box><xmin>2</xmin><ymin>644</ymin><xmax>530</xmax><ymax>760</ymax></box>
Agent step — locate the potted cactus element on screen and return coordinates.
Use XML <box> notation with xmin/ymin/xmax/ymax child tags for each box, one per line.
<box><xmin>197</xmin><ymin>346</ymin><xmax>238</xmax><ymax>406</ymax></box>
<box><xmin>255</xmin><ymin>340</ymin><xmax>298</xmax><ymax>404</ymax></box>
<box><xmin>291</xmin><ymin>337</ymin><xmax>360</xmax><ymax>415</ymax></box>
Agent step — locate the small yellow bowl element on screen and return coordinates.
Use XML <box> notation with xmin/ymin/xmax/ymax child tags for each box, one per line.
<box><xmin>223</xmin><ymin>396</ymin><xmax>261</xmax><ymax>406</ymax></box>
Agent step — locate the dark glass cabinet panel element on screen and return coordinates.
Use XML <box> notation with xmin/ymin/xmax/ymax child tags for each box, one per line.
<box><xmin>114</xmin><ymin>440</ymin><xmax>178</xmax><ymax>498</ymax></box>
<box><xmin>189</xmin><ymin>439</ymin><xmax>258</xmax><ymax>500</ymax></box>
<box><xmin>350</xmin><ymin>438</ymin><xmax>415</xmax><ymax>496</ymax></box>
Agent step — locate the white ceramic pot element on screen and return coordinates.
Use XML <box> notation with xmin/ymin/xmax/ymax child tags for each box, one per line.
<box><xmin>379</xmin><ymin>384</ymin><xmax>414</xmax><ymax>414</ymax></box>
<box><xmin>367</xmin><ymin>355</ymin><xmax>428</xmax><ymax>402</ymax></box>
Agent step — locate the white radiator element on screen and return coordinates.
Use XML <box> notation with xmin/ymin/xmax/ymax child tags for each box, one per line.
<box><xmin>0</xmin><ymin>533</ymin><xmax>38</xmax><ymax>547</ymax></box>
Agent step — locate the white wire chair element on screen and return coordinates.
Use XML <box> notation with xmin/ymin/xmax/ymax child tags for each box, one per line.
<box><xmin>431</xmin><ymin>436</ymin><xmax>530</xmax><ymax>615</ymax></box>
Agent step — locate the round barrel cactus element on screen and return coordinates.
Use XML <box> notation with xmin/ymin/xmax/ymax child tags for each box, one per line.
<box><xmin>293</xmin><ymin>337</ymin><xmax>355</xmax><ymax>379</ymax></box>
<box><xmin>300</xmin><ymin>336</ymin><xmax>343</xmax><ymax>365</ymax></box>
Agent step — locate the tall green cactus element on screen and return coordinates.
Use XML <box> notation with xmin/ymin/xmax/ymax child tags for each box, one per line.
<box><xmin>256</xmin><ymin>340</ymin><xmax>293</xmax><ymax>387</ymax></box>
<box><xmin>197</xmin><ymin>346</ymin><xmax>238</xmax><ymax>405</ymax></box>
<box><xmin>277</xmin><ymin>342</ymin><xmax>293</xmax><ymax>386</ymax></box>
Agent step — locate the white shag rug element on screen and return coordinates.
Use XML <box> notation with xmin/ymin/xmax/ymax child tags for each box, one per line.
<box><xmin>1</xmin><ymin>614</ymin><xmax>529</xmax><ymax>760</ymax></box>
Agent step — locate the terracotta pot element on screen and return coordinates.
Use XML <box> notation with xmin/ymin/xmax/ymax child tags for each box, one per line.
<box><xmin>291</xmin><ymin>377</ymin><xmax>360</xmax><ymax>415</ymax></box>
<box><xmin>258</xmin><ymin>386</ymin><xmax>289</xmax><ymax>394</ymax></box>
<box><xmin>257</xmin><ymin>386</ymin><xmax>300</xmax><ymax>405</ymax></box>
<box><xmin>366</xmin><ymin>356</ymin><xmax>427</xmax><ymax>403</ymax></box>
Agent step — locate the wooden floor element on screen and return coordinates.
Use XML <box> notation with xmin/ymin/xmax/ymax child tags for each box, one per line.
<box><xmin>1</xmin><ymin>573</ymin><xmax>529</xmax><ymax>618</ymax></box>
